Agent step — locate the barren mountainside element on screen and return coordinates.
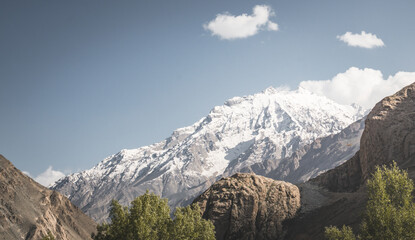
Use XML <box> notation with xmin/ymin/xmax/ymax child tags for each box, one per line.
<box><xmin>0</xmin><ymin>155</ymin><xmax>96</xmax><ymax>240</ymax></box>
<box><xmin>287</xmin><ymin>82</ymin><xmax>415</xmax><ymax>239</ymax></box>
<box><xmin>52</xmin><ymin>87</ymin><xmax>366</xmax><ymax>222</ymax></box>
<box><xmin>312</xmin><ymin>82</ymin><xmax>415</xmax><ymax>191</ymax></box>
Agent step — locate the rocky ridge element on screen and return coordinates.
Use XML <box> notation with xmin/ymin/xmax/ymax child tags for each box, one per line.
<box><xmin>312</xmin><ymin>82</ymin><xmax>415</xmax><ymax>191</ymax></box>
<box><xmin>289</xmin><ymin>82</ymin><xmax>415</xmax><ymax>239</ymax></box>
<box><xmin>0</xmin><ymin>155</ymin><xmax>96</xmax><ymax>240</ymax></box>
<box><xmin>232</xmin><ymin>117</ymin><xmax>365</xmax><ymax>183</ymax></box>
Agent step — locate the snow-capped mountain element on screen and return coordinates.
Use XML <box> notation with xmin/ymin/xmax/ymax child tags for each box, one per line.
<box><xmin>234</xmin><ymin>117</ymin><xmax>365</xmax><ymax>183</ymax></box>
<box><xmin>52</xmin><ymin>87</ymin><xmax>366</xmax><ymax>222</ymax></box>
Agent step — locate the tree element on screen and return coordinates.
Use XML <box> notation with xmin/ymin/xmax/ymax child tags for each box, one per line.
<box><xmin>325</xmin><ymin>162</ymin><xmax>415</xmax><ymax>240</ymax></box>
<box><xmin>92</xmin><ymin>191</ymin><xmax>215</xmax><ymax>240</ymax></box>
<box><xmin>325</xmin><ymin>225</ymin><xmax>355</xmax><ymax>240</ymax></box>
<box><xmin>128</xmin><ymin>191</ymin><xmax>171</xmax><ymax>240</ymax></box>
<box><xmin>170</xmin><ymin>204</ymin><xmax>215</xmax><ymax>240</ymax></box>
<box><xmin>93</xmin><ymin>199</ymin><xmax>133</xmax><ymax>240</ymax></box>
<box><xmin>359</xmin><ymin>162</ymin><xmax>415</xmax><ymax>240</ymax></box>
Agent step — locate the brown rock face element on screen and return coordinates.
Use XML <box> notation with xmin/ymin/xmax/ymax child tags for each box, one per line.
<box><xmin>193</xmin><ymin>173</ymin><xmax>300</xmax><ymax>240</ymax></box>
<box><xmin>0</xmin><ymin>155</ymin><xmax>96</xmax><ymax>240</ymax></box>
<box><xmin>360</xmin><ymin>83</ymin><xmax>415</xmax><ymax>179</ymax></box>
<box><xmin>313</xmin><ymin>82</ymin><xmax>415</xmax><ymax>191</ymax></box>
<box><xmin>288</xmin><ymin>82</ymin><xmax>415</xmax><ymax>239</ymax></box>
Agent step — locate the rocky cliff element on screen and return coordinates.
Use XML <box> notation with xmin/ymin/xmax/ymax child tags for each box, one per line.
<box><xmin>288</xmin><ymin>82</ymin><xmax>415</xmax><ymax>239</ymax></box>
<box><xmin>313</xmin><ymin>82</ymin><xmax>415</xmax><ymax>191</ymax></box>
<box><xmin>0</xmin><ymin>155</ymin><xmax>96</xmax><ymax>240</ymax></box>
<box><xmin>193</xmin><ymin>173</ymin><xmax>300</xmax><ymax>240</ymax></box>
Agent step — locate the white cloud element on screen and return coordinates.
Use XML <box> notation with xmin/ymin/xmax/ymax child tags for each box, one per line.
<box><xmin>33</xmin><ymin>166</ymin><xmax>66</xmax><ymax>187</ymax></box>
<box><xmin>204</xmin><ymin>5</ymin><xmax>278</xmax><ymax>40</ymax></box>
<box><xmin>299</xmin><ymin>67</ymin><xmax>415</xmax><ymax>109</ymax></box>
<box><xmin>267</xmin><ymin>21</ymin><xmax>278</xmax><ymax>31</ymax></box>
<box><xmin>337</xmin><ymin>31</ymin><xmax>384</xmax><ymax>48</ymax></box>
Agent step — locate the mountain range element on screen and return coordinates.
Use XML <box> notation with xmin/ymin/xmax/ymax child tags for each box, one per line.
<box><xmin>52</xmin><ymin>87</ymin><xmax>366</xmax><ymax>222</ymax></box>
<box><xmin>3</xmin><ymin>82</ymin><xmax>414</xmax><ymax>240</ymax></box>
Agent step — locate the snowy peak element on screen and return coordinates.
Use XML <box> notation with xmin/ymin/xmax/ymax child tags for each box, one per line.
<box><xmin>205</xmin><ymin>87</ymin><xmax>364</xmax><ymax>138</ymax></box>
<box><xmin>52</xmin><ymin>87</ymin><xmax>366</xmax><ymax>222</ymax></box>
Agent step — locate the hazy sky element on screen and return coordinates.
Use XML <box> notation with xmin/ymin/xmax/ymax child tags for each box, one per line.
<box><xmin>1</xmin><ymin>0</ymin><xmax>415</xmax><ymax>184</ymax></box>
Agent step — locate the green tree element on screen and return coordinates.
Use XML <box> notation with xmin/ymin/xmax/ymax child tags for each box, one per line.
<box><xmin>128</xmin><ymin>191</ymin><xmax>171</xmax><ymax>240</ymax></box>
<box><xmin>93</xmin><ymin>199</ymin><xmax>130</xmax><ymax>240</ymax></box>
<box><xmin>359</xmin><ymin>162</ymin><xmax>415</xmax><ymax>240</ymax></box>
<box><xmin>325</xmin><ymin>162</ymin><xmax>415</xmax><ymax>240</ymax></box>
<box><xmin>92</xmin><ymin>190</ymin><xmax>215</xmax><ymax>240</ymax></box>
<box><xmin>325</xmin><ymin>225</ymin><xmax>356</xmax><ymax>240</ymax></box>
<box><xmin>170</xmin><ymin>204</ymin><xmax>215</xmax><ymax>240</ymax></box>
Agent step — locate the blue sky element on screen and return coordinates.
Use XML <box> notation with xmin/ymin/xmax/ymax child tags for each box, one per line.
<box><xmin>1</xmin><ymin>0</ymin><xmax>415</xmax><ymax>184</ymax></box>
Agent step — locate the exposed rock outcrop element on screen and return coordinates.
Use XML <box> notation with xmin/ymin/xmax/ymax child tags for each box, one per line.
<box><xmin>193</xmin><ymin>173</ymin><xmax>300</xmax><ymax>240</ymax></box>
<box><xmin>313</xmin><ymin>82</ymin><xmax>415</xmax><ymax>191</ymax></box>
<box><xmin>288</xmin><ymin>82</ymin><xmax>415</xmax><ymax>239</ymax></box>
<box><xmin>0</xmin><ymin>155</ymin><xmax>96</xmax><ymax>240</ymax></box>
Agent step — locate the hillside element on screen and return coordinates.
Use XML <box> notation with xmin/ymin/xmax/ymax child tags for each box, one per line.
<box><xmin>0</xmin><ymin>155</ymin><xmax>96</xmax><ymax>240</ymax></box>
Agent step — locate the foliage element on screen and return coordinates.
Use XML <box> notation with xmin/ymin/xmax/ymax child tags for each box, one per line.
<box><xmin>325</xmin><ymin>162</ymin><xmax>415</xmax><ymax>240</ymax></box>
<box><xmin>359</xmin><ymin>162</ymin><xmax>415</xmax><ymax>240</ymax></box>
<box><xmin>325</xmin><ymin>225</ymin><xmax>356</xmax><ymax>240</ymax></box>
<box><xmin>92</xmin><ymin>190</ymin><xmax>215</xmax><ymax>240</ymax></box>
<box><xmin>171</xmin><ymin>204</ymin><xmax>215</xmax><ymax>240</ymax></box>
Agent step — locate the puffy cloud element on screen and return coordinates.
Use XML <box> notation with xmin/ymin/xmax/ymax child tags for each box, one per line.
<box><xmin>204</xmin><ymin>5</ymin><xmax>278</xmax><ymax>40</ymax></box>
<box><xmin>337</xmin><ymin>31</ymin><xmax>384</xmax><ymax>48</ymax></box>
<box><xmin>299</xmin><ymin>67</ymin><xmax>415</xmax><ymax>109</ymax></box>
<box><xmin>33</xmin><ymin>166</ymin><xmax>66</xmax><ymax>187</ymax></box>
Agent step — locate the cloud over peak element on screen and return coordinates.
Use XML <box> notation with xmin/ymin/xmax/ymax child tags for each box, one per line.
<box><xmin>337</xmin><ymin>31</ymin><xmax>385</xmax><ymax>48</ymax></box>
<box><xmin>204</xmin><ymin>5</ymin><xmax>278</xmax><ymax>40</ymax></box>
<box><xmin>33</xmin><ymin>166</ymin><xmax>66</xmax><ymax>187</ymax></box>
<box><xmin>299</xmin><ymin>67</ymin><xmax>415</xmax><ymax>109</ymax></box>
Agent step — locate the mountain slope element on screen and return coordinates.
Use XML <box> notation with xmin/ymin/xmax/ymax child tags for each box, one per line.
<box><xmin>0</xmin><ymin>155</ymin><xmax>96</xmax><ymax>240</ymax></box>
<box><xmin>191</xmin><ymin>82</ymin><xmax>415</xmax><ymax>240</ymax></box>
<box><xmin>53</xmin><ymin>87</ymin><xmax>365</xmax><ymax>222</ymax></box>
<box><xmin>231</xmin><ymin>117</ymin><xmax>365</xmax><ymax>183</ymax></box>
<box><xmin>285</xmin><ymin>82</ymin><xmax>415</xmax><ymax>239</ymax></box>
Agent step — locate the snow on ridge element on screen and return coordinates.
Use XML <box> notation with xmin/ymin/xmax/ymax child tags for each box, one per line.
<box><xmin>52</xmin><ymin>86</ymin><xmax>367</xmax><ymax>221</ymax></box>
<box><xmin>57</xmin><ymin>86</ymin><xmax>365</xmax><ymax>183</ymax></box>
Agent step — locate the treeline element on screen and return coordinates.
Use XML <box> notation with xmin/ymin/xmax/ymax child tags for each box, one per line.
<box><xmin>91</xmin><ymin>191</ymin><xmax>215</xmax><ymax>240</ymax></box>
